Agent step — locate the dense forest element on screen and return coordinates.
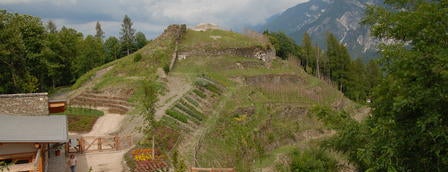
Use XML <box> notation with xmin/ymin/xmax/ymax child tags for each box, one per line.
<box><xmin>264</xmin><ymin>31</ymin><xmax>382</xmax><ymax>102</ymax></box>
<box><xmin>0</xmin><ymin>10</ymin><xmax>147</xmax><ymax>94</ymax></box>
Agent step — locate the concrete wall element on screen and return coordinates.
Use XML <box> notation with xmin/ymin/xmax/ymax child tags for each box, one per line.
<box><xmin>0</xmin><ymin>93</ymin><xmax>49</xmax><ymax>115</ymax></box>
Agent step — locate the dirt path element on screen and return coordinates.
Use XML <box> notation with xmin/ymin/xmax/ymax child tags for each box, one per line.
<box><xmin>154</xmin><ymin>73</ymin><xmax>192</xmax><ymax>121</ymax></box>
<box><xmin>69</xmin><ymin>107</ymin><xmax>128</xmax><ymax>172</ymax></box>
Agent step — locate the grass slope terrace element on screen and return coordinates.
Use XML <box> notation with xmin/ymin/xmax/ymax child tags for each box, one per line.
<box><xmin>68</xmin><ymin>25</ymin><xmax>365</xmax><ymax>171</ymax></box>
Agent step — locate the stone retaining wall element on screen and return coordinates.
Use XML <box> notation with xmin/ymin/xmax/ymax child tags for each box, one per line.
<box><xmin>0</xmin><ymin>93</ymin><xmax>49</xmax><ymax>115</ymax></box>
<box><xmin>178</xmin><ymin>46</ymin><xmax>276</xmax><ymax>62</ymax></box>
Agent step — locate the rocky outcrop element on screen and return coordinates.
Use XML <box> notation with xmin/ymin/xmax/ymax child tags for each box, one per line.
<box><xmin>0</xmin><ymin>93</ymin><xmax>49</xmax><ymax>115</ymax></box>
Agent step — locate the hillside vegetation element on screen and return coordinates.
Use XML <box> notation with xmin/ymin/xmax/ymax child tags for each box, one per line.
<box><xmin>72</xmin><ymin>26</ymin><xmax>364</xmax><ymax>171</ymax></box>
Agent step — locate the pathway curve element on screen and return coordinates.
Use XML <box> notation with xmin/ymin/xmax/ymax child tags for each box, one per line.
<box><xmin>69</xmin><ymin>107</ymin><xmax>128</xmax><ymax>172</ymax></box>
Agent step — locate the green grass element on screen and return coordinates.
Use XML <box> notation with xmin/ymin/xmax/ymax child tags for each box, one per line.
<box><xmin>170</xmin><ymin>54</ymin><xmax>352</xmax><ymax>170</ymax></box>
<box><xmin>72</xmin><ymin>31</ymin><xmax>175</xmax><ymax>92</ymax></box>
<box><xmin>166</xmin><ymin>109</ymin><xmax>188</xmax><ymax>123</ymax></box>
<box><xmin>53</xmin><ymin>107</ymin><xmax>104</xmax><ymax>132</ymax></box>
<box><xmin>192</xmin><ymin>89</ymin><xmax>206</xmax><ymax>98</ymax></box>
<box><xmin>184</xmin><ymin>96</ymin><xmax>199</xmax><ymax>107</ymax></box>
<box><xmin>174</xmin><ymin>103</ymin><xmax>204</xmax><ymax>121</ymax></box>
<box><xmin>180</xmin><ymin>29</ymin><xmax>265</xmax><ymax>51</ymax></box>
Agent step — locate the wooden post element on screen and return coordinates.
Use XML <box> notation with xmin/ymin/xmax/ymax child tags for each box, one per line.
<box><xmin>152</xmin><ymin>135</ymin><xmax>155</xmax><ymax>159</ymax></box>
<box><xmin>114</xmin><ymin>136</ymin><xmax>120</xmax><ymax>151</ymax></box>
<box><xmin>128</xmin><ymin>136</ymin><xmax>133</xmax><ymax>147</ymax></box>
<box><xmin>98</xmin><ymin>138</ymin><xmax>102</xmax><ymax>151</ymax></box>
<box><xmin>79</xmin><ymin>138</ymin><xmax>84</xmax><ymax>154</ymax></box>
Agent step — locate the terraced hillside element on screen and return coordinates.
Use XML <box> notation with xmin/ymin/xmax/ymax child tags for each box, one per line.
<box><xmin>71</xmin><ymin>26</ymin><xmax>364</xmax><ymax>171</ymax></box>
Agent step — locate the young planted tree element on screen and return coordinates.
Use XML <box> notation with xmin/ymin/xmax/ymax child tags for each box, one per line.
<box><xmin>120</xmin><ymin>15</ymin><xmax>136</xmax><ymax>56</ymax></box>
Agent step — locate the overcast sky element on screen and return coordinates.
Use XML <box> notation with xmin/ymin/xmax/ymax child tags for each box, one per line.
<box><xmin>0</xmin><ymin>0</ymin><xmax>308</xmax><ymax>38</ymax></box>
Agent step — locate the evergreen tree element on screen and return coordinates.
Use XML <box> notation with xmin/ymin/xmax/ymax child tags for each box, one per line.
<box><xmin>326</xmin><ymin>33</ymin><xmax>351</xmax><ymax>91</ymax></box>
<box><xmin>302</xmin><ymin>33</ymin><xmax>315</xmax><ymax>73</ymax></box>
<box><xmin>365</xmin><ymin>59</ymin><xmax>381</xmax><ymax>96</ymax></box>
<box><xmin>95</xmin><ymin>21</ymin><xmax>105</xmax><ymax>40</ymax></box>
<box><xmin>345</xmin><ymin>58</ymin><xmax>367</xmax><ymax>101</ymax></box>
<box><xmin>119</xmin><ymin>15</ymin><xmax>136</xmax><ymax>56</ymax></box>
<box><xmin>46</xmin><ymin>20</ymin><xmax>57</xmax><ymax>34</ymax></box>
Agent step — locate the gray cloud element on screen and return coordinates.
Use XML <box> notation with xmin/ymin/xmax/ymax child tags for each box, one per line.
<box><xmin>0</xmin><ymin>0</ymin><xmax>308</xmax><ymax>38</ymax></box>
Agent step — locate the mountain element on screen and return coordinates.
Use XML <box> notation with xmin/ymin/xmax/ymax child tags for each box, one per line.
<box><xmin>258</xmin><ymin>0</ymin><xmax>383</xmax><ymax>59</ymax></box>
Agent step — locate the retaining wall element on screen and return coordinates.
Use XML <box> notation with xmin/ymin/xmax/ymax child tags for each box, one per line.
<box><xmin>0</xmin><ymin>93</ymin><xmax>49</xmax><ymax>115</ymax></box>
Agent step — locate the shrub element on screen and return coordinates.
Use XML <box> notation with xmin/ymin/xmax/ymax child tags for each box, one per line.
<box><xmin>174</xmin><ymin>103</ymin><xmax>203</xmax><ymax>121</ymax></box>
<box><xmin>289</xmin><ymin>148</ymin><xmax>338</xmax><ymax>172</ymax></box>
<box><xmin>166</xmin><ymin>109</ymin><xmax>188</xmax><ymax>123</ymax></box>
<box><xmin>134</xmin><ymin>53</ymin><xmax>142</xmax><ymax>62</ymax></box>
<box><xmin>163</xmin><ymin>64</ymin><xmax>170</xmax><ymax>73</ymax></box>
<box><xmin>184</xmin><ymin>96</ymin><xmax>199</xmax><ymax>107</ymax></box>
<box><xmin>195</xmin><ymin>80</ymin><xmax>221</xmax><ymax>95</ymax></box>
<box><xmin>193</xmin><ymin>89</ymin><xmax>206</xmax><ymax>98</ymax></box>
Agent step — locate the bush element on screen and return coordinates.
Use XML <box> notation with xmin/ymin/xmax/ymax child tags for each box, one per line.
<box><xmin>163</xmin><ymin>64</ymin><xmax>170</xmax><ymax>73</ymax></box>
<box><xmin>166</xmin><ymin>109</ymin><xmax>188</xmax><ymax>123</ymax></box>
<box><xmin>289</xmin><ymin>148</ymin><xmax>338</xmax><ymax>172</ymax></box>
<box><xmin>174</xmin><ymin>103</ymin><xmax>203</xmax><ymax>121</ymax></box>
<box><xmin>195</xmin><ymin>80</ymin><xmax>221</xmax><ymax>95</ymax></box>
<box><xmin>184</xmin><ymin>96</ymin><xmax>199</xmax><ymax>107</ymax></box>
<box><xmin>134</xmin><ymin>53</ymin><xmax>142</xmax><ymax>62</ymax></box>
<box><xmin>193</xmin><ymin>89</ymin><xmax>206</xmax><ymax>98</ymax></box>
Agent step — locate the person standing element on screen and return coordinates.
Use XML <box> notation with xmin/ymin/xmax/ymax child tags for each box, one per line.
<box><xmin>67</xmin><ymin>154</ymin><xmax>77</xmax><ymax>172</ymax></box>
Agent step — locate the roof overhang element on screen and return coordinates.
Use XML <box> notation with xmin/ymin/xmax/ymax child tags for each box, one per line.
<box><xmin>0</xmin><ymin>115</ymin><xmax>68</xmax><ymax>143</ymax></box>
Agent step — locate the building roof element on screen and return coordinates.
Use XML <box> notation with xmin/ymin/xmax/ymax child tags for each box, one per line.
<box><xmin>0</xmin><ymin>115</ymin><xmax>67</xmax><ymax>143</ymax></box>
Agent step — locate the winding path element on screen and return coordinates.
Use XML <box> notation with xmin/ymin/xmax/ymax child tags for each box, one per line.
<box><xmin>69</xmin><ymin>107</ymin><xmax>128</xmax><ymax>172</ymax></box>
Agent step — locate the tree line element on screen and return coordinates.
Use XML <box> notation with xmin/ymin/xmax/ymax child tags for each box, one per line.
<box><xmin>264</xmin><ymin>31</ymin><xmax>381</xmax><ymax>102</ymax></box>
<box><xmin>269</xmin><ymin>0</ymin><xmax>448</xmax><ymax>171</ymax></box>
<box><xmin>0</xmin><ymin>10</ymin><xmax>148</xmax><ymax>94</ymax></box>
<box><xmin>329</xmin><ymin>0</ymin><xmax>448</xmax><ymax>171</ymax></box>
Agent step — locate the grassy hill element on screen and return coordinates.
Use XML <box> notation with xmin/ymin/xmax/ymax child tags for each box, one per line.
<box><xmin>72</xmin><ymin>26</ymin><xmax>363</xmax><ymax>171</ymax></box>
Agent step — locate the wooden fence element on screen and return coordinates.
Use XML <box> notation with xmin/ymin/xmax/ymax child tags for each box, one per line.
<box><xmin>67</xmin><ymin>135</ymin><xmax>133</xmax><ymax>153</ymax></box>
<box><xmin>190</xmin><ymin>168</ymin><xmax>235</xmax><ymax>172</ymax></box>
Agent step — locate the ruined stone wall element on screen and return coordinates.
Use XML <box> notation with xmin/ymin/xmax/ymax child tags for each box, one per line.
<box><xmin>0</xmin><ymin>93</ymin><xmax>49</xmax><ymax>115</ymax></box>
<box><xmin>179</xmin><ymin>46</ymin><xmax>276</xmax><ymax>62</ymax></box>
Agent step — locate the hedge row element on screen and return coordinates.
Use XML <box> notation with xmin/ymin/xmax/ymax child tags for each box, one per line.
<box><xmin>166</xmin><ymin>109</ymin><xmax>188</xmax><ymax>123</ymax></box>
<box><xmin>174</xmin><ymin>103</ymin><xmax>204</xmax><ymax>121</ymax></box>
